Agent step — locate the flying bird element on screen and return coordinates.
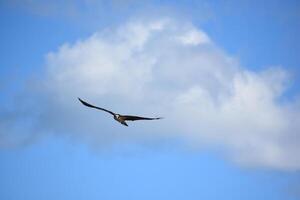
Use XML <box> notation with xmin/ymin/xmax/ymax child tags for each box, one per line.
<box><xmin>78</xmin><ymin>98</ymin><xmax>162</xmax><ymax>126</ymax></box>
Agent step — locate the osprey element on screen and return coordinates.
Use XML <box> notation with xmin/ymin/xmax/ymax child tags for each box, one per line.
<box><xmin>78</xmin><ymin>98</ymin><xmax>162</xmax><ymax>126</ymax></box>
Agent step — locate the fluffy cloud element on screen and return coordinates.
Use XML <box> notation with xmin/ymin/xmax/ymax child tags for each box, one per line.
<box><xmin>2</xmin><ymin>17</ymin><xmax>300</xmax><ymax>170</ymax></box>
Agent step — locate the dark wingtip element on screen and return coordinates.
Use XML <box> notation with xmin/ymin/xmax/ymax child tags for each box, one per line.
<box><xmin>78</xmin><ymin>97</ymin><xmax>88</xmax><ymax>106</ymax></box>
<box><xmin>78</xmin><ymin>97</ymin><xmax>85</xmax><ymax>104</ymax></box>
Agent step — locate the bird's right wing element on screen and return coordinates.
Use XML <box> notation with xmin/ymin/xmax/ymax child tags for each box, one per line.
<box><xmin>122</xmin><ymin>115</ymin><xmax>163</xmax><ymax>121</ymax></box>
<box><xmin>78</xmin><ymin>98</ymin><xmax>115</xmax><ymax>116</ymax></box>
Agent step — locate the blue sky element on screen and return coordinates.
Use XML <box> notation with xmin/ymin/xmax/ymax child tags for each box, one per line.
<box><xmin>1</xmin><ymin>1</ymin><xmax>300</xmax><ymax>200</ymax></box>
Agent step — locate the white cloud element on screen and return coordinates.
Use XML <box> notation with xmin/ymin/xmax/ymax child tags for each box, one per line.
<box><xmin>176</xmin><ymin>29</ymin><xmax>211</xmax><ymax>45</ymax></box>
<box><xmin>2</xmin><ymin>17</ymin><xmax>300</xmax><ymax>170</ymax></box>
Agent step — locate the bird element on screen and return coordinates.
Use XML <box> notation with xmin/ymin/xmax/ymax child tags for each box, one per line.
<box><xmin>78</xmin><ymin>98</ymin><xmax>162</xmax><ymax>126</ymax></box>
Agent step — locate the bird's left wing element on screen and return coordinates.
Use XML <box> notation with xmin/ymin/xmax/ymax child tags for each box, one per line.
<box><xmin>78</xmin><ymin>98</ymin><xmax>115</xmax><ymax>116</ymax></box>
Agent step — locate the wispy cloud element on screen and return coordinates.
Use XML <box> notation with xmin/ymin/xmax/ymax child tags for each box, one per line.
<box><xmin>1</xmin><ymin>16</ymin><xmax>300</xmax><ymax>170</ymax></box>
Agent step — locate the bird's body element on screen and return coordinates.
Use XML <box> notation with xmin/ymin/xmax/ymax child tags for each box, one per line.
<box><xmin>78</xmin><ymin>98</ymin><xmax>162</xmax><ymax>126</ymax></box>
<box><xmin>113</xmin><ymin>114</ymin><xmax>128</xmax><ymax>126</ymax></box>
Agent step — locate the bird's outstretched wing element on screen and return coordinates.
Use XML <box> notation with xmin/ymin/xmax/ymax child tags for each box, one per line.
<box><xmin>122</xmin><ymin>115</ymin><xmax>163</xmax><ymax>121</ymax></box>
<box><xmin>78</xmin><ymin>98</ymin><xmax>115</xmax><ymax>116</ymax></box>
